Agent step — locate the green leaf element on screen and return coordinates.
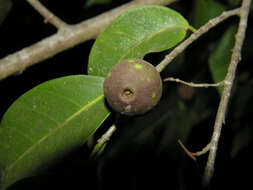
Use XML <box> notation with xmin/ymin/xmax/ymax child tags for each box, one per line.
<box><xmin>0</xmin><ymin>0</ymin><xmax>12</xmax><ymax>25</ymax></box>
<box><xmin>88</xmin><ymin>5</ymin><xmax>189</xmax><ymax>77</ymax></box>
<box><xmin>0</xmin><ymin>75</ymin><xmax>110</xmax><ymax>190</ymax></box>
<box><xmin>208</xmin><ymin>26</ymin><xmax>237</xmax><ymax>95</ymax></box>
<box><xmin>193</xmin><ymin>0</ymin><xmax>226</xmax><ymax>28</ymax></box>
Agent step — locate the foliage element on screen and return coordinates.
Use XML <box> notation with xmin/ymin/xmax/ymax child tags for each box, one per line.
<box><xmin>88</xmin><ymin>5</ymin><xmax>189</xmax><ymax>77</ymax></box>
<box><xmin>0</xmin><ymin>5</ymin><xmax>189</xmax><ymax>189</ymax></box>
<box><xmin>0</xmin><ymin>75</ymin><xmax>110</xmax><ymax>189</ymax></box>
<box><xmin>193</xmin><ymin>0</ymin><xmax>225</xmax><ymax>28</ymax></box>
<box><xmin>0</xmin><ymin>0</ymin><xmax>252</xmax><ymax>189</ymax></box>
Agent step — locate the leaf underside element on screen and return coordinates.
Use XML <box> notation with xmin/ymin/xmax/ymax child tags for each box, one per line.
<box><xmin>88</xmin><ymin>5</ymin><xmax>189</xmax><ymax>77</ymax></box>
<box><xmin>0</xmin><ymin>75</ymin><xmax>110</xmax><ymax>190</ymax></box>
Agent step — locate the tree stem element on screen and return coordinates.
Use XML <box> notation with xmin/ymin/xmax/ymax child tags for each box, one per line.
<box><xmin>203</xmin><ymin>0</ymin><xmax>251</xmax><ymax>186</ymax></box>
<box><xmin>0</xmin><ymin>0</ymin><xmax>176</xmax><ymax>80</ymax></box>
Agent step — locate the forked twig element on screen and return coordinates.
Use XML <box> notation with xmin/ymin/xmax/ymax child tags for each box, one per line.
<box><xmin>203</xmin><ymin>0</ymin><xmax>251</xmax><ymax>185</ymax></box>
<box><xmin>156</xmin><ymin>8</ymin><xmax>240</xmax><ymax>72</ymax></box>
<box><xmin>0</xmin><ymin>0</ymin><xmax>176</xmax><ymax>80</ymax></box>
<box><xmin>178</xmin><ymin>139</ymin><xmax>197</xmax><ymax>161</ymax></box>
<box><xmin>158</xmin><ymin>1</ymin><xmax>250</xmax><ymax>186</ymax></box>
<box><xmin>26</xmin><ymin>0</ymin><xmax>68</xmax><ymax>29</ymax></box>
<box><xmin>178</xmin><ymin>139</ymin><xmax>211</xmax><ymax>161</ymax></box>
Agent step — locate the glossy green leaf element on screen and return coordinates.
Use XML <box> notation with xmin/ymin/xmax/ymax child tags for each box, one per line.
<box><xmin>0</xmin><ymin>0</ymin><xmax>12</xmax><ymax>24</ymax></box>
<box><xmin>208</xmin><ymin>26</ymin><xmax>237</xmax><ymax>95</ymax></box>
<box><xmin>0</xmin><ymin>75</ymin><xmax>110</xmax><ymax>190</ymax></box>
<box><xmin>193</xmin><ymin>0</ymin><xmax>225</xmax><ymax>28</ymax></box>
<box><xmin>88</xmin><ymin>5</ymin><xmax>189</xmax><ymax>77</ymax></box>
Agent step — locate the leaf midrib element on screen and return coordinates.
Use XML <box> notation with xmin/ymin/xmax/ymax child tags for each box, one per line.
<box><xmin>5</xmin><ymin>94</ymin><xmax>105</xmax><ymax>173</ymax></box>
<box><xmin>118</xmin><ymin>24</ymin><xmax>189</xmax><ymax>63</ymax></box>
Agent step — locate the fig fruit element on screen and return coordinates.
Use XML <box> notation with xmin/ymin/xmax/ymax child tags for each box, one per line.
<box><xmin>103</xmin><ymin>58</ymin><xmax>162</xmax><ymax>115</ymax></box>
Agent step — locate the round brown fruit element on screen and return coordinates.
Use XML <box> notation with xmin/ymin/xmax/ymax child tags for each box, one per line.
<box><xmin>103</xmin><ymin>58</ymin><xmax>162</xmax><ymax>115</ymax></box>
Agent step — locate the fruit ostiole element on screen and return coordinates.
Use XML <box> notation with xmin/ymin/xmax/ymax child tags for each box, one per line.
<box><xmin>103</xmin><ymin>58</ymin><xmax>162</xmax><ymax>115</ymax></box>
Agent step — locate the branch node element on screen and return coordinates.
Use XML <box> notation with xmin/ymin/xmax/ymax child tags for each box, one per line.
<box><xmin>0</xmin><ymin>0</ymin><xmax>176</xmax><ymax>80</ymax></box>
<box><xmin>156</xmin><ymin>8</ymin><xmax>241</xmax><ymax>73</ymax></box>
<box><xmin>26</xmin><ymin>0</ymin><xmax>68</xmax><ymax>29</ymax></box>
<box><xmin>178</xmin><ymin>139</ymin><xmax>197</xmax><ymax>161</ymax></box>
<box><xmin>203</xmin><ymin>0</ymin><xmax>251</xmax><ymax>185</ymax></box>
<box><xmin>224</xmin><ymin>80</ymin><xmax>232</xmax><ymax>86</ymax></box>
<box><xmin>178</xmin><ymin>140</ymin><xmax>211</xmax><ymax>161</ymax></box>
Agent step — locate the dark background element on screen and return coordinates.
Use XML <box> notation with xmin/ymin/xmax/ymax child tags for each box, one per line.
<box><xmin>0</xmin><ymin>0</ymin><xmax>253</xmax><ymax>189</ymax></box>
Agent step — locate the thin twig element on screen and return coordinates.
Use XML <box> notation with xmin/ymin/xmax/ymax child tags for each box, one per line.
<box><xmin>194</xmin><ymin>143</ymin><xmax>211</xmax><ymax>156</ymax></box>
<box><xmin>26</xmin><ymin>0</ymin><xmax>68</xmax><ymax>29</ymax></box>
<box><xmin>203</xmin><ymin>0</ymin><xmax>251</xmax><ymax>186</ymax></box>
<box><xmin>156</xmin><ymin>8</ymin><xmax>240</xmax><ymax>73</ymax></box>
<box><xmin>164</xmin><ymin>77</ymin><xmax>224</xmax><ymax>88</ymax></box>
<box><xmin>178</xmin><ymin>140</ymin><xmax>211</xmax><ymax>161</ymax></box>
<box><xmin>91</xmin><ymin>125</ymin><xmax>117</xmax><ymax>157</ymax></box>
<box><xmin>0</xmin><ymin>0</ymin><xmax>176</xmax><ymax>80</ymax></box>
<box><xmin>98</xmin><ymin>125</ymin><xmax>117</xmax><ymax>145</ymax></box>
<box><xmin>178</xmin><ymin>139</ymin><xmax>197</xmax><ymax>161</ymax></box>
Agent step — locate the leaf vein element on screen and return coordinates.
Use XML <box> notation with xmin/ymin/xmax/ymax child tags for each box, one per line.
<box><xmin>5</xmin><ymin>94</ymin><xmax>105</xmax><ymax>172</ymax></box>
<box><xmin>118</xmin><ymin>25</ymin><xmax>189</xmax><ymax>63</ymax></box>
